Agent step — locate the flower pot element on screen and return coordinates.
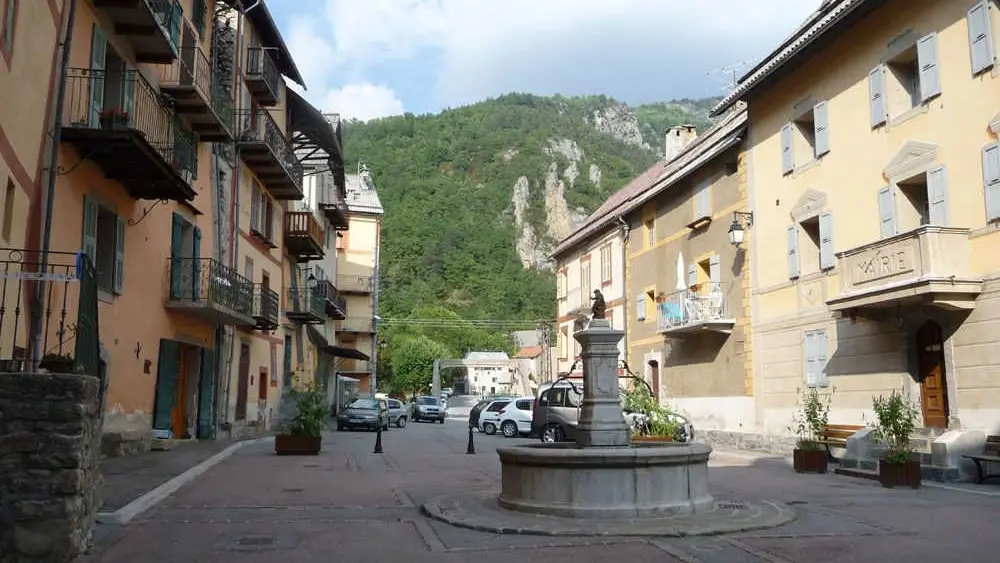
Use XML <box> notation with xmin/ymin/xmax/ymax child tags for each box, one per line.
<box><xmin>274</xmin><ymin>434</ymin><xmax>322</xmax><ymax>456</ymax></box>
<box><xmin>632</xmin><ymin>435</ymin><xmax>674</xmax><ymax>444</ymax></box>
<box><xmin>878</xmin><ymin>459</ymin><xmax>921</xmax><ymax>489</ymax></box>
<box><xmin>793</xmin><ymin>447</ymin><xmax>828</xmax><ymax>473</ymax></box>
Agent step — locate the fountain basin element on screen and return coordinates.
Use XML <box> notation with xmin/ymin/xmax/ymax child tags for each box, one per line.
<box><xmin>497</xmin><ymin>441</ymin><xmax>714</xmax><ymax>519</ymax></box>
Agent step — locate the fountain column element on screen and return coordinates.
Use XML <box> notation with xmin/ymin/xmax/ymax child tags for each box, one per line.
<box><xmin>574</xmin><ymin>318</ymin><xmax>631</xmax><ymax>447</ymax></box>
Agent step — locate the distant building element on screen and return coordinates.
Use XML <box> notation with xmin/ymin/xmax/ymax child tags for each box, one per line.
<box><xmin>463</xmin><ymin>351</ymin><xmax>513</xmax><ymax>396</ymax></box>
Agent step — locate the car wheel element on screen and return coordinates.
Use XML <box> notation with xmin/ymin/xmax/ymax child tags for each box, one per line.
<box><xmin>397</xmin><ymin>417</ymin><xmax>407</xmax><ymax>428</ymax></box>
<box><xmin>483</xmin><ymin>422</ymin><xmax>497</xmax><ymax>435</ymax></box>
<box><xmin>542</xmin><ymin>424</ymin><xmax>564</xmax><ymax>443</ymax></box>
<box><xmin>501</xmin><ymin>420</ymin><xmax>518</xmax><ymax>438</ymax></box>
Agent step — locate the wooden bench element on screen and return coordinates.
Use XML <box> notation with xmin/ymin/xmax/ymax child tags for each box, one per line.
<box><xmin>816</xmin><ymin>424</ymin><xmax>865</xmax><ymax>462</ymax></box>
<box><xmin>962</xmin><ymin>435</ymin><xmax>1000</xmax><ymax>484</ymax></box>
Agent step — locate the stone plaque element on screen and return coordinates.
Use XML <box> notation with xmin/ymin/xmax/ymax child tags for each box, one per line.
<box><xmin>850</xmin><ymin>245</ymin><xmax>915</xmax><ymax>286</ymax></box>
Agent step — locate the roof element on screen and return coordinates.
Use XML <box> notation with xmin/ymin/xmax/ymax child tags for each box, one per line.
<box><xmin>514</xmin><ymin>346</ymin><xmax>544</xmax><ymax>359</ymax></box>
<box><xmin>465</xmin><ymin>351</ymin><xmax>510</xmax><ymax>360</ymax></box>
<box><xmin>711</xmin><ymin>0</ymin><xmax>882</xmax><ymax>116</ymax></box>
<box><xmin>552</xmin><ymin>105</ymin><xmax>748</xmax><ymax>259</ymax></box>
<box><xmin>235</xmin><ymin>0</ymin><xmax>306</xmax><ymax>86</ymax></box>
<box><xmin>287</xmin><ymin>88</ymin><xmax>344</xmax><ymax>167</ymax></box>
<box><xmin>344</xmin><ymin>173</ymin><xmax>384</xmax><ymax>215</ymax></box>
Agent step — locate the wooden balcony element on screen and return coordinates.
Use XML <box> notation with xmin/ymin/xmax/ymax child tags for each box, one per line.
<box><xmin>164</xmin><ymin>258</ymin><xmax>255</xmax><ymax>326</ymax></box>
<box><xmin>93</xmin><ymin>0</ymin><xmax>182</xmax><ymax>64</ymax></box>
<box><xmin>60</xmin><ymin>68</ymin><xmax>196</xmax><ymax>202</ymax></box>
<box><xmin>158</xmin><ymin>43</ymin><xmax>234</xmax><ymax>141</ymax></box>
<box><xmin>656</xmin><ymin>282</ymin><xmax>736</xmax><ymax>336</ymax></box>
<box><xmin>284</xmin><ymin>212</ymin><xmax>324</xmax><ymax>262</ymax></box>
<box><xmin>827</xmin><ymin>226</ymin><xmax>982</xmax><ymax>315</ymax></box>
<box><xmin>245</xmin><ymin>47</ymin><xmax>281</xmax><ymax>106</ymax></box>
<box><xmin>236</xmin><ymin>110</ymin><xmax>304</xmax><ymax>199</ymax></box>
<box><xmin>251</xmin><ymin>284</ymin><xmax>279</xmax><ymax>331</ymax></box>
<box><xmin>285</xmin><ymin>286</ymin><xmax>325</xmax><ymax>324</ymax></box>
<box><xmin>314</xmin><ymin>279</ymin><xmax>347</xmax><ymax>319</ymax></box>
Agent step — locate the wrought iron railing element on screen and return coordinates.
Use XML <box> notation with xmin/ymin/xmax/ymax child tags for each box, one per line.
<box><xmin>63</xmin><ymin>68</ymin><xmax>195</xmax><ymax>181</ymax></box>
<box><xmin>211</xmin><ymin>81</ymin><xmax>234</xmax><ymax>132</ymax></box>
<box><xmin>287</xmin><ymin>286</ymin><xmax>325</xmax><ymax>318</ymax></box>
<box><xmin>0</xmin><ymin>249</ymin><xmax>100</xmax><ymax>378</ymax></box>
<box><xmin>167</xmin><ymin>257</ymin><xmax>253</xmax><ymax>317</ymax></box>
<box><xmin>313</xmin><ymin>279</ymin><xmax>346</xmax><ymax>315</ymax></box>
<box><xmin>236</xmin><ymin>109</ymin><xmax>304</xmax><ymax>188</ymax></box>
<box><xmin>245</xmin><ymin>46</ymin><xmax>281</xmax><ymax>99</ymax></box>
<box><xmin>149</xmin><ymin>0</ymin><xmax>182</xmax><ymax>55</ymax></box>
<box><xmin>656</xmin><ymin>282</ymin><xmax>734</xmax><ymax>331</ymax></box>
<box><xmin>337</xmin><ymin>275</ymin><xmax>373</xmax><ymax>293</ymax></box>
<box><xmin>251</xmin><ymin>284</ymin><xmax>279</xmax><ymax>326</ymax></box>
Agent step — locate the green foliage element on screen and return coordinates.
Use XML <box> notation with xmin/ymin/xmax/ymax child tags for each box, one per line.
<box><xmin>871</xmin><ymin>390</ymin><xmax>920</xmax><ymax>464</ymax></box>
<box><xmin>622</xmin><ymin>380</ymin><xmax>680</xmax><ymax>438</ymax></box>
<box><xmin>790</xmin><ymin>387</ymin><xmax>833</xmax><ymax>451</ymax></box>
<box><xmin>390</xmin><ymin>334</ymin><xmax>453</xmax><ymax>395</ymax></box>
<box><xmin>633</xmin><ymin>97</ymin><xmax>720</xmax><ymax>148</ymax></box>
<box><xmin>286</xmin><ymin>384</ymin><xmax>328</xmax><ymax>438</ymax></box>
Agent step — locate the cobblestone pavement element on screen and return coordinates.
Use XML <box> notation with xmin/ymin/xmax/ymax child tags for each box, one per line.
<box><xmin>82</xmin><ymin>422</ymin><xmax>1000</xmax><ymax>562</ymax></box>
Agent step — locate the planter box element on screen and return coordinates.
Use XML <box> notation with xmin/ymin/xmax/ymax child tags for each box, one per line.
<box><xmin>793</xmin><ymin>447</ymin><xmax>828</xmax><ymax>473</ymax></box>
<box><xmin>878</xmin><ymin>459</ymin><xmax>921</xmax><ymax>489</ymax></box>
<box><xmin>632</xmin><ymin>435</ymin><xmax>674</xmax><ymax>444</ymax></box>
<box><xmin>274</xmin><ymin>434</ymin><xmax>322</xmax><ymax>456</ymax></box>
<box><xmin>39</xmin><ymin>358</ymin><xmax>76</xmax><ymax>373</ymax></box>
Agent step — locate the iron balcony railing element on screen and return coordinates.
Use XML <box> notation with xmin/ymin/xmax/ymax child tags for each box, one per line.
<box><xmin>63</xmin><ymin>67</ymin><xmax>196</xmax><ymax>180</ymax></box>
<box><xmin>337</xmin><ymin>275</ymin><xmax>373</xmax><ymax>293</ymax></box>
<box><xmin>656</xmin><ymin>282</ymin><xmax>734</xmax><ymax>331</ymax></box>
<box><xmin>158</xmin><ymin>43</ymin><xmax>234</xmax><ymax>133</ymax></box>
<box><xmin>236</xmin><ymin>109</ymin><xmax>304</xmax><ymax>187</ymax></box>
<box><xmin>313</xmin><ymin>279</ymin><xmax>346</xmax><ymax>317</ymax></box>
<box><xmin>245</xmin><ymin>46</ymin><xmax>281</xmax><ymax>101</ymax></box>
<box><xmin>149</xmin><ymin>0</ymin><xmax>183</xmax><ymax>55</ymax></box>
<box><xmin>287</xmin><ymin>286</ymin><xmax>326</xmax><ymax>319</ymax></box>
<box><xmin>168</xmin><ymin>257</ymin><xmax>254</xmax><ymax>317</ymax></box>
<box><xmin>251</xmin><ymin>284</ymin><xmax>279</xmax><ymax>328</ymax></box>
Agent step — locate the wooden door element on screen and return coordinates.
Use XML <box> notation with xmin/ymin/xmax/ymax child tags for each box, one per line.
<box><xmin>916</xmin><ymin>321</ymin><xmax>949</xmax><ymax>428</ymax></box>
<box><xmin>235</xmin><ymin>343</ymin><xmax>251</xmax><ymax>420</ymax></box>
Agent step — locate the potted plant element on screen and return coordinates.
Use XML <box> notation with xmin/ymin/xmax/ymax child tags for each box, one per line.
<box><xmin>870</xmin><ymin>390</ymin><xmax>921</xmax><ymax>489</ymax></box>
<box><xmin>789</xmin><ymin>387</ymin><xmax>832</xmax><ymax>473</ymax></box>
<box><xmin>274</xmin><ymin>383</ymin><xmax>328</xmax><ymax>455</ymax></box>
<box><xmin>623</xmin><ymin>382</ymin><xmax>681</xmax><ymax>443</ymax></box>
<box><xmin>39</xmin><ymin>352</ymin><xmax>78</xmax><ymax>373</ymax></box>
<box><xmin>98</xmin><ymin>107</ymin><xmax>130</xmax><ymax>130</ymax></box>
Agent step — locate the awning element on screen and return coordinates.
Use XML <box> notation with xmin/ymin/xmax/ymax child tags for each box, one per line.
<box><xmin>305</xmin><ymin>325</ymin><xmax>329</xmax><ymax>348</ymax></box>
<box><xmin>325</xmin><ymin>345</ymin><xmax>370</xmax><ymax>361</ymax></box>
<box><xmin>287</xmin><ymin>89</ymin><xmax>345</xmax><ymax>189</ymax></box>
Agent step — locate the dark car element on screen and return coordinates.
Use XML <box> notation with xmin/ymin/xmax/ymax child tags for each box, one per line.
<box><xmin>412</xmin><ymin>396</ymin><xmax>446</xmax><ymax>423</ymax></box>
<box><xmin>468</xmin><ymin>399</ymin><xmax>492</xmax><ymax>429</ymax></box>
<box><xmin>337</xmin><ymin>398</ymin><xmax>390</xmax><ymax>431</ymax></box>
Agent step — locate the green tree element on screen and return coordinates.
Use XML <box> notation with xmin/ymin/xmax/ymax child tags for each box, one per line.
<box><xmin>391</xmin><ymin>334</ymin><xmax>452</xmax><ymax>396</ymax></box>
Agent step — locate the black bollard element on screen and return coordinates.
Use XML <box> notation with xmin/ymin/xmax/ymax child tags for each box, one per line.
<box><xmin>373</xmin><ymin>426</ymin><xmax>383</xmax><ymax>454</ymax></box>
<box><xmin>466</xmin><ymin>425</ymin><xmax>476</xmax><ymax>455</ymax></box>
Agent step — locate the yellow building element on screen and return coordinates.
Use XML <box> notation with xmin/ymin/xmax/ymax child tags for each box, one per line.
<box><xmin>712</xmin><ymin>0</ymin><xmax>1000</xmax><ymax>459</ymax></box>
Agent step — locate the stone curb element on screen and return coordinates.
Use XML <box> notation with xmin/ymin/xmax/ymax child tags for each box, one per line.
<box><xmin>97</xmin><ymin>436</ymin><xmax>273</xmax><ymax>525</ymax></box>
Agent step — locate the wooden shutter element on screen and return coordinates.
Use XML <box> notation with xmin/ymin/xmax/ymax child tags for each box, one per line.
<box><xmin>687</xmin><ymin>263</ymin><xmax>698</xmax><ymax>287</ymax></box>
<box><xmin>803</xmin><ymin>332</ymin><xmax>817</xmax><ymax>387</ymax></box>
<box><xmin>170</xmin><ymin>213</ymin><xmax>184</xmax><ymax>299</ymax></box>
<box><xmin>152</xmin><ymin>339</ymin><xmax>181</xmax><ymax>434</ymax></box>
<box><xmin>878</xmin><ymin>186</ymin><xmax>896</xmax><ymax>238</ymax></box>
<box><xmin>819</xmin><ymin>212</ymin><xmax>834</xmax><ymax>271</ymax></box>
<box><xmin>813</xmin><ymin>101</ymin><xmax>830</xmax><ymax>157</ymax></box>
<box><xmin>781</xmin><ymin>122</ymin><xmax>794</xmax><ymax>175</ymax></box>
<box><xmin>984</xmin><ymin>143</ymin><xmax>1000</xmax><ymax>222</ymax></box>
<box><xmin>81</xmin><ymin>195</ymin><xmax>98</xmax><ymax>263</ymax></box>
<box><xmin>868</xmin><ymin>65</ymin><xmax>887</xmax><ymax>128</ymax></box>
<box><xmin>786</xmin><ymin>225</ymin><xmax>799</xmax><ymax>279</ymax></box>
<box><xmin>917</xmin><ymin>33</ymin><xmax>942</xmax><ymax>101</ymax></box>
<box><xmin>709</xmin><ymin>254</ymin><xmax>721</xmax><ymax>292</ymax></box>
<box><xmin>196</xmin><ymin>347</ymin><xmax>215</xmax><ymax>439</ymax></box>
<box><xmin>927</xmin><ymin>166</ymin><xmax>948</xmax><ymax>225</ymax></box>
<box><xmin>89</xmin><ymin>25</ymin><xmax>107</xmax><ymax>128</ymax></box>
<box><xmin>112</xmin><ymin>215</ymin><xmax>125</xmax><ymax>294</ymax></box>
<box><xmin>968</xmin><ymin>1</ymin><xmax>995</xmax><ymax>75</ymax></box>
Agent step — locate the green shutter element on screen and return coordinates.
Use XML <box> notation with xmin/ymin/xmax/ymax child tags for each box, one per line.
<box><xmin>112</xmin><ymin>215</ymin><xmax>125</xmax><ymax>294</ymax></box>
<box><xmin>170</xmin><ymin>213</ymin><xmax>184</xmax><ymax>299</ymax></box>
<box><xmin>152</xmin><ymin>339</ymin><xmax>180</xmax><ymax>435</ymax></box>
<box><xmin>89</xmin><ymin>25</ymin><xmax>107</xmax><ymax>128</ymax></box>
<box><xmin>82</xmin><ymin>195</ymin><xmax>98</xmax><ymax>262</ymax></box>
<box><xmin>196</xmin><ymin>347</ymin><xmax>215</xmax><ymax>439</ymax></box>
<box><xmin>193</xmin><ymin>225</ymin><xmax>202</xmax><ymax>300</ymax></box>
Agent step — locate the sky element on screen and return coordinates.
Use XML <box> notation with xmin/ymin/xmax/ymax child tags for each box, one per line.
<box><xmin>266</xmin><ymin>0</ymin><xmax>823</xmax><ymax>122</ymax></box>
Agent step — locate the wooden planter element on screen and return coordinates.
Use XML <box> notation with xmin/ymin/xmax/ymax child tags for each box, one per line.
<box><xmin>878</xmin><ymin>459</ymin><xmax>921</xmax><ymax>489</ymax></box>
<box><xmin>632</xmin><ymin>435</ymin><xmax>674</xmax><ymax>444</ymax></box>
<box><xmin>793</xmin><ymin>448</ymin><xmax>828</xmax><ymax>474</ymax></box>
<box><xmin>274</xmin><ymin>434</ymin><xmax>322</xmax><ymax>456</ymax></box>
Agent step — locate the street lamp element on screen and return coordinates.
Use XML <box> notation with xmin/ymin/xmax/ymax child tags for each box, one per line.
<box><xmin>728</xmin><ymin>211</ymin><xmax>754</xmax><ymax>247</ymax></box>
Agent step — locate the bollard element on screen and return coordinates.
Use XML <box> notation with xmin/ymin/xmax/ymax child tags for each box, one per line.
<box><xmin>466</xmin><ymin>425</ymin><xmax>476</xmax><ymax>455</ymax></box>
<box><xmin>373</xmin><ymin>426</ymin><xmax>383</xmax><ymax>454</ymax></box>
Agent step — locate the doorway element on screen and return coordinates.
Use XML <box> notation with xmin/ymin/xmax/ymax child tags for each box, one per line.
<box><xmin>648</xmin><ymin>359</ymin><xmax>660</xmax><ymax>402</ymax></box>
<box><xmin>235</xmin><ymin>342</ymin><xmax>250</xmax><ymax>420</ymax></box>
<box><xmin>916</xmin><ymin>321</ymin><xmax>949</xmax><ymax>429</ymax></box>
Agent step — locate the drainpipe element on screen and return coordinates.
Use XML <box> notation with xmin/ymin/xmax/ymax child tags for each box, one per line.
<box><xmin>31</xmin><ymin>0</ymin><xmax>79</xmax><ymax>367</ymax></box>
<box><xmin>616</xmin><ymin>215</ymin><xmax>631</xmax><ymax>359</ymax></box>
<box><xmin>369</xmin><ymin>219</ymin><xmax>382</xmax><ymax>397</ymax></box>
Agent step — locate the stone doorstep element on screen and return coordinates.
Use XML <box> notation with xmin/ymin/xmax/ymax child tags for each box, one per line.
<box><xmin>837</xmin><ymin>459</ymin><xmax>962</xmax><ymax>483</ymax></box>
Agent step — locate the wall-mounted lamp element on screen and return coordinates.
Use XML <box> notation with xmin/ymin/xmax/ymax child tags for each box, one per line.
<box><xmin>728</xmin><ymin>211</ymin><xmax>755</xmax><ymax>247</ymax></box>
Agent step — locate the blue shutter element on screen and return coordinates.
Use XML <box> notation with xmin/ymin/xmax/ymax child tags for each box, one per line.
<box><xmin>927</xmin><ymin>166</ymin><xmax>948</xmax><ymax>226</ymax></box>
<box><xmin>81</xmin><ymin>195</ymin><xmax>97</xmax><ymax>262</ymax></box>
<box><xmin>192</xmin><ymin>225</ymin><xmax>202</xmax><ymax>300</ymax></box>
<box><xmin>781</xmin><ymin>122</ymin><xmax>794</xmax><ymax>175</ymax></box>
<box><xmin>968</xmin><ymin>2</ymin><xmax>995</xmax><ymax>75</ymax></box>
<box><xmin>815</xmin><ymin>331</ymin><xmax>829</xmax><ymax>387</ymax></box>
<box><xmin>803</xmin><ymin>332</ymin><xmax>817</xmax><ymax>387</ymax></box>
<box><xmin>869</xmin><ymin>65</ymin><xmax>887</xmax><ymax>128</ymax></box>
<box><xmin>250</xmin><ymin>183</ymin><xmax>260</xmax><ymax>232</ymax></box>
<box><xmin>196</xmin><ymin>347</ymin><xmax>215</xmax><ymax>439</ymax></box>
<box><xmin>984</xmin><ymin>143</ymin><xmax>1000</xmax><ymax>222</ymax></box>
<box><xmin>170</xmin><ymin>213</ymin><xmax>184</xmax><ymax>299</ymax></box>
<box><xmin>152</xmin><ymin>339</ymin><xmax>181</xmax><ymax>435</ymax></box>
<box><xmin>813</xmin><ymin>101</ymin><xmax>830</xmax><ymax>157</ymax></box>
<box><xmin>787</xmin><ymin>225</ymin><xmax>800</xmax><ymax>279</ymax></box>
<box><xmin>112</xmin><ymin>215</ymin><xmax>125</xmax><ymax>294</ymax></box>
<box><xmin>917</xmin><ymin>33</ymin><xmax>942</xmax><ymax>101</ymax></box>
<box><xmin>878</xmin><ymin>186</ymin><xmax>896</xmax><ymax>238</ymax></box>
<box><xmin>88</xmin><ymin>25</ymin><xmax>107</xmax><ymax>128</ymax></box>
<box><xmin>819</xmin><ymin>212</ymin><xmax>834</xmax><ymax>271</ymax></box>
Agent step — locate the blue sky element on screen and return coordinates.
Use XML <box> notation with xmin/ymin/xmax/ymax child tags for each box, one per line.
<box><xmin>268</xmin><ymin>0</ymin><xmax>821</xmax><ymax>121</ymax></box>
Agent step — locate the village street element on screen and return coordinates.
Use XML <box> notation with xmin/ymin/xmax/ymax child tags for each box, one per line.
<box><xmin>82</xmin><ymin>422</ymin><xmax>1000</xmax><ymax>563</ymax></box>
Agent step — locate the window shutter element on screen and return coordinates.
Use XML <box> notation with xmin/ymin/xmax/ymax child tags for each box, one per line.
<box><xmin>968</xmin><ymin>1</ymin><xmax>995</xmax><ymax>75</ymax></box>
<box><xmin>636</xmin><ymin>296</ymin><xmax>646</xmax><ymax>321</ymax></box>
<box><xmin>878</xmin><ymin>186</ymin><xmax>896</xmax><ymax>238</ymax></box>
<box><xmin>819</xmin><ymin>212</ymin><xmax>834</xmax><ymax>271</ymax></box>
<box><xmin>192</xmin><ymin>225</ymin><xmax>202</xmax><ymax>299</ymax></box>
<box><xmin>112</xmin><ymin>215</ymin><xmax>125</xmax><ymax>294</ymax></box>
<box><xmin>250</xmin><ymin>184</ymin><xmax>260</xmax><ymax>231</ymax></box>
<box><xmin>81</xmin><ymin>195</ymin><xmax>98</xmax><ymax>263</ymax></box>
<box><xmin>786</xmin><ymin>225</ymin><xmax>800</xmax><ymax>279</ymax></box>
<box><xmin>868</xmin><ymin>65</ymin><xmax>887</xmax><ymax>128</ymax></box>
<box><xmin>709</xmin><ymin>254</ymin><xmax>721</xmax><ymax>292</ymax></box>
<box><xmin>927</xmin><ymin>166</ymin><xmax>948</xmax><ymax>225</ymax></box>
<box><xmin>803</xmin><ymin>332</ymin><xmax>817</xmax><ymax>387</ymax></box>
<box><xmin>813</xmin><ymin>101</ymin><xmax>830</xmax><ymax>157</ymax></box>
<box><xmin>197</xmin><ymin>347</ymin><xmax>215</xmax><ymax>439</ymax></box>
<box><xmin>89</xmin><ymin>25</ymin><xmax>107</xmax><ymax>128</ymax></box>
<box><xmin>984</xmin><ymin>143</ymin><xmax>1000</xmax><ymax>221</ymax></box>
<box><xmin>170</xmin><ymin>213</ymin><xmax>184</xmax><ymax>299</ymax></box>
<box><xmin>152</xmin><ymin>339</ymin><xmax>181</xmax><ymax>434</ymax></box>
<box><xmin>815</xmin><ymin>331</ymin><xmax>829</xmax><ymax>387</ymax></box>
<box><xmin>781</xmin><ymin>122</ymin><xmax>794</xmax><ymax>175</ymax></box>
<box><xmin>687</xmin><ymin>263</ymin><xmax>698</xmax><ymax>287</ymax></box>
<box><xmin>694</xmin><ymin>182</ymin><xmax>710</xmax><ymax>218</ymax></box>
<box><xmin>917</xmin><ymin>32</ymin><xmax>942</xmax><ymax>101</ymax></box>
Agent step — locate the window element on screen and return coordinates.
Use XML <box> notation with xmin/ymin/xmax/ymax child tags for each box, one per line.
<box><xmin>781</xmin><ymin>101</ymin><xmax>830</xmax><ymax>174</ymax></box>
<box><xmin>1</xmin><ymin>0</ymin><xmax>15</xmax><ymax>55</ymax></box>
<box><xmin>557</xmin><ymin>272</ymin><xmax>567</xmax><ymax>299</ymax></box>
<box><xmin>645</xmin><ymin>219</ymin><xmax>655</xmax><ymax>249</ymax></box>
<box><xmin>250</xmin><ymin>181</ymin><xmax>274</xmax><ymax>242</ymax></box>
<box><xmin>636</xmin><ymin>295</ymin><xmax>647</xmax><ymax>321</ymax></box>
<box><xmin>82</xmin><ymin>196</ymin><xmax>125</xmax><ymax>294</ymax></box>
<box><xmin>2</xmin><ymin>178</ymin><xmax>13</xmax><ymax>243</ymax></box>
<box><xmin>580</xmin><ymin>260</ymin><xmax>591</xmax><ymax>295</ymax></box>
<box><xmin>787</xmin><ymin>213</ymin><xmax>834</xmax><ymax>277</ymax></box>
<box><xmin>968</xmin><ymin>1</ymin><xmax>995</xmax><ymax>76</ymax></box>
<box><xmin>879</xmin><ymin>166</ymin><xmax>948</xmax><ymax>236</ymax></box>
<box><xmin>516</xmin><ymin>399</ymin><xmax>531</xmax><ymax>411</ymax></box>
<box><xmin>869</xmin><ymin>32</ymin><xmax>940</xmax><ymax>127</ymax></box>
<box><xmin>803</xmin><ymin>329</ymin><xmax>829</xmax><ymax>388</ymax></box>
<box><xmin>600</xmin><ymin>244</ymin><xmax>612</xmax><ymax>283</ymax></box>
<box><xmin>984</xmin><ymin>143</ymin><xmax>1000</xmax><ymax>222</ymax></box>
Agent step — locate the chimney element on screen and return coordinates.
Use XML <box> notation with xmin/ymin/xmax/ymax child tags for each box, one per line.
<box><xmin>664</xmin><ymin>124</ymin><xmax>698</xmax><ymax>161</ymax></box>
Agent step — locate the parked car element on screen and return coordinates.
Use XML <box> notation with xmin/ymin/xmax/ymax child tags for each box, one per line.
<box><xmin>337</xmin><ymin>398</ymin><xmax>390</xmax><ymax>431</ymax></box>
<box><xmin>387</xmin><ymin>398</ymin><xmax>410</xmax><ymax>428</ymax></box>
<box><xmin>497</xmin><ymin>396</ymin><xmax>534</xmax><ymax>438</ymax></box>
<box><xmin>412</xmin><ymin>396</ymin><xmax>446</xmax><ymax>423</ymax></box>
<box><xmin>478</xmin><ymin>398</ymin><xmax>514</xmax><ymax>435</ymax></box>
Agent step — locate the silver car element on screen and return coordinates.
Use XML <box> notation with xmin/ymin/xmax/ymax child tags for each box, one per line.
<box><xmin>387</xmin><ymin>398</ymin><xmax>410</xmax><ymax>427</ymax></box>
<box><xmin>411</xmin><ymin>396</ymin><xmax>446</xmax><ymax>423</ymax></box>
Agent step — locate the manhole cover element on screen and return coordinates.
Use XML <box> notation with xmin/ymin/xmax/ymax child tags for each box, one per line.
<box><xmin>237</xmin><ymin>536</ymin><xmax>275</xmax><ymax>547</ymax></box>
<box><xmin>281</xmin><ymin>488</ymin><xmax>305</xmax><ymax>493</ymax></box>
<box><xmin>717</xmin><ymin>502</ymin><xmax>746</xmax><ymax>510</ymax></box>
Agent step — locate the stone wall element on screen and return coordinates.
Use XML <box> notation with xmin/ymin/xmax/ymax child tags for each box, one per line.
<box><xmin>700</xmin><ymin>429</ymin><xmax>798</xmax><ymax>456</ymax></box>
<box><xmin>0</xmin><ymin>373</ymin><xmax>102</xmax><ymax>562</ymax></box>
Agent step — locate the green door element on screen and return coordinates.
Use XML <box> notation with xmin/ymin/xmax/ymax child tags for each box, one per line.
<box><xmin>196</xmin><ymin>347</ymin><xmax>215</xmax><ymax>439</ymax></box>
<box><xmin>152</xmin><ymin>339</ymin><xmax>181</xmax><ymax>436</ymax></box>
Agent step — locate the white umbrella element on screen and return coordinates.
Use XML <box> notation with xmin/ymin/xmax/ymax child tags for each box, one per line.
<box><xmin>675</xmin><ymin>252</ymin><xmax>687</xmax><ymax>291</ymax></box>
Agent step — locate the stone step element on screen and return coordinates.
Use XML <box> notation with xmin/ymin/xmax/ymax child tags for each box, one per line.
<box><xmin>150</xmin><ymin>438</ymin><xmax>176</xmax><ymax>451</ymax></box>
<box><xmin>913</xmin><ymin>427</ymin><xmax>949</xmax><ymax>439</ymax></box>
<box><xmin>835</xmin><ymin>464</ymin><xmax>962</xmax><ymax>483</ymax></box>
<box><xmin>908</xmin><ymin>438</ymin><xmax>933</xmax><ymax>453</ymax></box>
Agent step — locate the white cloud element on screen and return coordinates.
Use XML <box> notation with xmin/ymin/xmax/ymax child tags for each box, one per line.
<box><xmin>322</xmin><ymin>83</ymin><xmax>405</xmax><ymax>122</ymax></box>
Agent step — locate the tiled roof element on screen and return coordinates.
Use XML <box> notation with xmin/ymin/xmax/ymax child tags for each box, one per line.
<box><xmin>345</xmin><ymin>173</ymin><xmax>384</xmax><ymax>215</ymax></box>
<box><xmin>514</xmin><ymin>346</ymin><xmax>544</xmax><ymax>359</ymax></box>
